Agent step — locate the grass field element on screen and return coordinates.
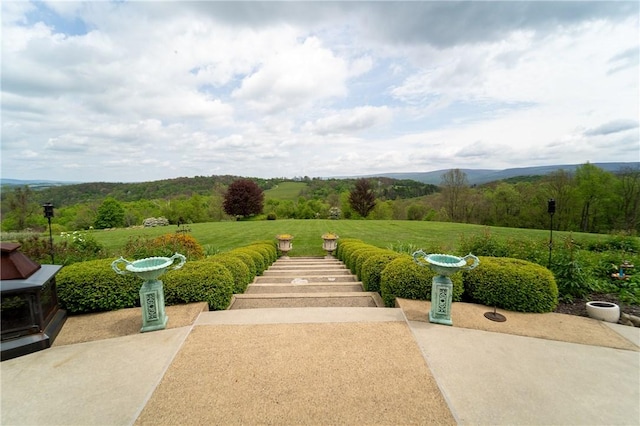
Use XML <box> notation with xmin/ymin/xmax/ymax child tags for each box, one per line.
<box><xmin>264</xmin><ymin>182</ymin><xmax>307</xmax><ymax>200</ymax></box>
<box><xmin>87</xmin><ymin>219</ymin><xmax>609</xmax><ymax>257</ymax></box>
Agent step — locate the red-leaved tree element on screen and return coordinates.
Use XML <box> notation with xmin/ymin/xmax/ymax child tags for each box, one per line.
<box><xmin>349</xmin><ymin>178</ymin><xmax>376</xmax><ymax>218</ymax></box>
<box><xmin>223</xmin><ymin>179</ymin><xmax>264</xmax><ymax>219</ymax></box>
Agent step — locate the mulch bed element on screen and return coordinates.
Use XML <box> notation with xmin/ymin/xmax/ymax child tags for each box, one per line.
<box><xmin>555</xmin><ymin>293</ymin><xmax>640</xmax><ymax>318</ymax></box>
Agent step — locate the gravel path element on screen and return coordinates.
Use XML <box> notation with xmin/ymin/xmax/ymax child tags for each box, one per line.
<box><xmin>135</xmin><ymin>322</ymin><xmax>456</xmax><ymax>425</ymax></box>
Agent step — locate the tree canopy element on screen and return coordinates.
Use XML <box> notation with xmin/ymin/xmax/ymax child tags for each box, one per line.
<box><xmin>223</xmin><ymin>179</ymin><xmax>265</xmax><ymax>218</ymax></box>
<box><xmin>95</xmin><ymin>197</ymin><xmax>125</xmax><ymax>229</ymax></box>
<box><xmin>349</xmin><ymin>178</ymin><xmax>377</xmax><ymax>218</ymax></box>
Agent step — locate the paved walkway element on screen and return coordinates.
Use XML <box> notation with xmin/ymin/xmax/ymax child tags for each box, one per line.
<box><xmin>2</xmin><ymin>257</ymin><xmax>639</xmax><ymax>425</ymax></box>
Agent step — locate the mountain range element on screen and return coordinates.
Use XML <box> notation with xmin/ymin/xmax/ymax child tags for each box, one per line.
<box><xmin>359</xmin><ymin>162</ymin><xmax>639</xmax><ymax>185</ymax></box>
<box><xmin>2</xmin><ymin>162</ymin><xmax>638</xmax><ymax>188</ymax></box>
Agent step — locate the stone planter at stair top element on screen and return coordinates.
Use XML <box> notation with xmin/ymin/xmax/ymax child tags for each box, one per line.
<box><xmin>276</xmin><ymin>234</ymin><xmax>293</xmax><ymax>257</ymax></box>
<box><xmin>586</xmin><ymin>301</ymin><xmax>620</xmax><ymax>323</ymax></box>
<box><xmin>321</xmin><ymin>233</ymin><xmax>339</xmax><ymax>257</ymax></box>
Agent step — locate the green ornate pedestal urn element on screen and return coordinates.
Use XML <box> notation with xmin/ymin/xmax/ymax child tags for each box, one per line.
<box><xmin>412</xmin><ymin>251</ymin><xmax>479</xmax><ymax>326</ymax></box>
<box><xmin>112</xmin><ymin>253</ymin><xmax>186</xmax><ymax>332</ymax></box>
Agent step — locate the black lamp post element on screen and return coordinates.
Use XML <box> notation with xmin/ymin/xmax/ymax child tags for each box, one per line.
<box><xmin>547</xmin><ymin>199</ymin><xmax>555</xmax><ymax>268</ymax></box>
<box><xmin>43</xmin><ymin>203</ymin><xmax>55</xmax><ymax>264</ymax></box>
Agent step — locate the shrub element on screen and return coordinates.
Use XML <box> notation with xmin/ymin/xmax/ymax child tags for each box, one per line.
<box><xmin>550</xmin><ymin>237</ymin><xmax>595</xmax><ymax>302</ymax></box>
<box><xmin>336</xmin><ymin>238</ymin><xmax>363</xmax><ymax>261</ymax></box>
<box><xmin>266</xmin><ymin>213</ymin><xmax>277</xmax><ymax>220</ymax></box>
<box><xmin>56</xmin><ymin>259</ymin><xmax>140</xmax><ymax>313</ymax></box>
<box><xmin>586</xmin><ymin>234</ymin><xmax>639</xmax><ymax>253</ymax></box>
<box><xmin>353</xmin><ymin>248</ymin><xmax>385</xmax><ymax>277</ymax></box>
<box><xmin>387</xmin><ymin>241</ymin><xmax>422</xmax><ymax>255</ymax></box>
<box><xmin>207</xmin><ymin>253</ymin><xmax>252</xmax><ymax>293</ymax></box>
<box><xmin>234</xmin><ymin>247</ymin><xmax>266</xmax><ymax>275</ymax></box>
<box><xmin>247</xmin><ymin>241</ymin><xmax>278</xmax><ymax>264</ymax></box>
<box><xmin>463</xmin><ymin>256</ymin><xmax>558</xmax><ymax>313</ymax></box>
<box><xmin>57</xmin><ymin>256</ymin><xmax>238</xmax><ymax>314</ymax></box>
<box><xmin>122</xmin><ymin>233</ymin><xmax>205</xmax><ymax>261</ymax></box>
<box><xmin>163</xmin><ymin>261</ymin><xmax>234</xmax><ymax>310</ymax></box>
<box><xmin>59</xmin><ymin>231</ymin><xmax>104</xmax><ymax>259</ymax></box>
<box><xmin>343</xmin><ymin>243</ymin><xmax>370</xmax><ymax>271</ymax></box>
<box><xmin>361</xmin><ymin>251</ymin><xmax>401</xmax><ymax>292</ymax></box>
<box><xmin>143</xmin><ymin>217</ymin><xmax>170</xmax><ymax>227</ymax></box>
<box><xmin>458</xmin><ymin>228</ymin><xmax>510</xmax><ymax>258</ymax></box>
<box><xmin>502</xmin><ymin>237</ymin><xmax>548</xmax><ymax>264</ymax></box>
<box><xmin>18</xmin><ymin>233</ymin><xmax>105</xmax><ymax>265</ymax></box>
<box><xmin>380</xmin><ymin>255</ymin><xmax>463</xmax><ymax>307</ymax></box>
<box><xmin>228</xmin><ymin>249</ymin><xmax>258</xmax><ymax>277</ymax></box>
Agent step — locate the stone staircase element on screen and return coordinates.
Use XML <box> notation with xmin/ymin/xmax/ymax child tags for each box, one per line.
<box><xmin>228</xmin><ymin>257</ymin><xmax>384</xmax><ymax>309</ymax></box>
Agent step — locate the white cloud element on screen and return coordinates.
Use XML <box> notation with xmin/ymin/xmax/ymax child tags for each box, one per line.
<box><xmin>302</xmin><ymin>106</ymin><xmax>392</xmax><ymax>135</ymax></box>
<box><xmin>232</xmin><ymin>36</ymin><xmax>349</xmax><ymax>114</ymax></box>
<box><xmin>1</xmin><ymin>2</ymin><xmax>638</xmax><ymax>182</ymax></box>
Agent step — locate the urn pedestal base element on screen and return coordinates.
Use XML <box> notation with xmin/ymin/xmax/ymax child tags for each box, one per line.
<box><xmin>140</xmin><ymin>279</ymin><xmax>168</xmax><ymax>332</ymax></box>
<box><xmin>429</xmin><ymin>275</ymin><xmax>453</xmax><ymax>326</ymax></box>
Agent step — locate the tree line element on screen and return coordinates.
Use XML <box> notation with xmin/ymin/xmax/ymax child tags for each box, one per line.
<box><xmin>1</xmin><ymin>163</ymin><xmax>638</xmax><ymax>235</ymax></box>
<box><xmin>436</xmin><ymin>163</ymin><xmax>639</xmax><ymax>233</ymax></box>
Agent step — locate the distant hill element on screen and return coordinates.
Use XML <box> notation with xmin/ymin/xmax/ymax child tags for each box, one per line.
<box><xmin>4</xmin><ymin>162</ymin><xmax>637</xmax><ymax>206</ymax></box>
<box><xmin>360</xmin><ymin>162</ymin><xmax>639</xmax><ymax>185</ymax></box>
<box><xmin>0</xmin><ymin>179</ymin><xmax>80</xmax><ymax>189</ymax></box>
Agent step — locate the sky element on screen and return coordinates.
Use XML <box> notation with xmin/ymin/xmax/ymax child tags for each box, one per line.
<box><xmin>1</xmin><ymin>1</ymin><xmax>639</xmax><ymax>183</ymax></box>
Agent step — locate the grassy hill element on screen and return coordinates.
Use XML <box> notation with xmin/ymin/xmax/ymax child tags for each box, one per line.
<box><xmin>264</xmin><ymin>182</ymin><xmax>308</xmax><ymax>200</ymax></box>
<box><xmin>87</xmin><ymin>219</ymin><xmax>606</xmax><ymax>258</ymax></box>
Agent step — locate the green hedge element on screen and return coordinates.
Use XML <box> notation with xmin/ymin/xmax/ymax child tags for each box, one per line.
<box><xmin>336</xmin><ymin>238</ymin><xmax>364</xmax><ymax>262</ymax></box>
<box><xmin>353</xmin><ymin>248</ymin><xmax>385</xmax><ymax>277</ymax></box>
<box><xmin>56</xmin><ymin>240</ymin><xmax>277</xmax><ymax>314</ymax></box>
<box><xmin>361</xmin><ymin>251</ymin><xmax>401</xmax><ymax>292</ymax></box>
<box><xmin>163</xmin><ymin>261</ymin><xmax>234</xmax><ymax>310</ymax></box>
<box><xmin>56</xmin><ymin>259</ymin><xmax>140</xmax><ymax>314</ymax></box>
<box><xmin>346</xmin><ymin>247</ymin><xmax>375</xmax><ymax>274</ymax></box>
<box><xmin>463</xmin><ymin>256</ymin><xmax>558</xmax><ymax>313</ymax></box>
<box><xmin>228</xmin><ymin>249</ymin><xmax>258</xmax><ymax>277</ymax></box>
<box><xmin>233</xmin><ymin>247</ymin><xmax>266</xmax><ymax>275</ymax></box>
<box><xmin>206</xmin><ymin>253</ymin><xmax>252</xmax><ymax>293</ymax></box>
<box><xmin>380</xmin><ymin>255</ymin><xmax>464</xmax><ymax>307</ymax></box>
<box><xmin>344</xmin><ymin>245</ymin><xmax>369</xmax><ymax>271</ymax></box>
<box><xmin>57</xmin><ymin>258</ymin><xmax>235</xmax><ymax>313</ymax></box>
<box><xmin>336</xmin><ymin>239</ymin><xmax>401</xmax><ymax>294</ymax></box>
<box><xmin>246</xmin><ymin>241</ymin><xmax>278</xmax><ymax>264</ymax></box>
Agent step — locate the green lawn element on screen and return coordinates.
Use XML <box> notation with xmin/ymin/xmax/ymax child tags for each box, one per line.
<box><xmin>87</xmin><ymin>219</ymin><xmax>608</xmax><ymax>258</ymax></box>
<box><xmin>264</xmin><ymin>182</ymin><xmax>307</xmax><ymax>200</ymax></box>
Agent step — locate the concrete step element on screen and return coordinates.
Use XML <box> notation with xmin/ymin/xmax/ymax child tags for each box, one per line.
<box><xmin>276</xmin><ymin>256</ymin><xmax>340</xmax><ymax>261</ymax></box>
<box><xmin>230</xmin><ymin>256</ymin><xmax>381</xmax><ymax>310</ymax></box>
<box><xmin>246</xmin><ymin>282</ymin><xmax>364</xmax><ymax>294</ymax></box>
<box><xmin>270</xmin><ymin>261</ymin><xmax>344</xmax><ymax>266</ymax></box>
<box><xmin>262</xmin><ymin>269</ymin><xmax>353</xmax><ymax>276</ymax></box>
<box><xmin>267</xmin><ymin>264</ymin><xmax>347</xmax><ymax>271</ymax></box>
<box><xmin>228</xmin><ymin>292</ymin><xmax>384</xmax><ymax>309</ymax></box>
<box><xmin>253</xmin><ymin>276</ymin><xmax>358</xmax><ymax>284</ymax></box>
<box><xmin>198</xmin><ymin>307</ymin><xmax>405</xmax><ymax>324</ymax></box>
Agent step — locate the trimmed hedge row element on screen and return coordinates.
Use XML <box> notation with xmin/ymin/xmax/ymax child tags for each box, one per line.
<box><xmin>463</xmin><ymin>256</ymin><xmax>558</xmax><ymax>313</ymax></box>
<box><xmin>361</xmin><ymin>252</ymin><xmax>401</xmax><ymax>292</ymax></box>
<box><xmin>337</xmin><ymin>239</ymin><xmax>558</xmax><ymax>313</ymax></box>
<box><xmin>205</xmin><ymin>253</ymin><xmax>251</xmax><ymax>294</ymax></box>
<box><xmin>380</xmin><ymin>255</ymin><xmax>464</xmax><ymax>307</ymax></box>
<box><xmin>56</xmin><ymin>259</ymin><xmax>140</xmax><ymax>314</ymax></box>
<box><xmin>164</xmin><ymin>261</ymin><xmax>234</xmax><ymax>310</ymax></box>
<box><xmin>56</xmin><ymin>240</ymin><xmax>278</xmax><ymax>314</ymax></box>
<box><xmin>336</xmin><ymin>239</ymin><xmax>401</xmax><ymax>293</ymax></box>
